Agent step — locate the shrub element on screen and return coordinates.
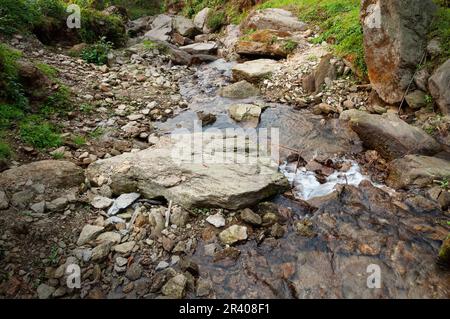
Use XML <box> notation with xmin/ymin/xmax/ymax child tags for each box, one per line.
<box><xmin>0</xmin><ymin>104</ymin><xmax>24</xmax><ymax>129</ymax></box>
<box><xmin>0</xmin><ymin>0</ymin><xmax>40</xmax><ymax>36</ymax></box>
<box><xmin>35</xmin><ymin>63</ymin><xmax>58</xmax><ymax>79</ymax></box>
<box><xmin>81</xmin><ymin>38</ymin><xmax>113</xmax><ymax>65</ymax></box>
<box><xmin>207</xmin><ymin>10</ymin><xmax>226</xmax><ymax>32</ymax></box>
<box><xmin>429</xmin><ymin>4</ymin><xmax>450</xmax><ymax>64</ymax></box>
<box><xmin>0</xmin><ymin>140</ymin><xmax>11</xmax><ymax>159</ymax></box>
<box><xmin>0</xmin><ymin>44</ymin><xmax>28</xmax><ymax>107</ymax></box>
<box><xmin>20</xmin><ymin>116</ymin><xmax>62</xmax><ymax>149</ymax></box>
<box><xmin>41</xmin><ymin>85</ymin><xmax>71</xmax><ymax>115</ymax></box>
<box><xmin>283</xmin><ymin>39</ymin><xmax>298</xmax><ymax>53</ymax></box>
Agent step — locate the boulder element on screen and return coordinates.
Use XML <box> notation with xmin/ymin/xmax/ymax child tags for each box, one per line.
<box><xmin>360</xmin><ymin>0</ymin><xmax>437</xmax><ymax>104</ymax></box>
<box><xmin>173</xmin><ymin>16</ymin><xmax>198</xmax><ymax>38</ymax></box>
<box><xmin>387</xmin><ymin>155</ymin><xmax>450</xmax><ymax>189</ymax></box>
<box><xmin>179</xmin><ymin>42</ymin><xmax>218</xmax><ymax>55</ymax></box>
<box><xmin>243</xmin><ymin>8</ymin><xmax>307</xmax><ymax>32</ymax></box>
<box><xmin>219</xmin><ymin>80</ymin><xmax>260</xmax><ymax>99</ymax></box>
<box><xmin>405</xmin><ymin>90</ymin><xmax>427</xmax><ymax>110</ymax></box>
<box><xmin>428</xmin><ymin>59</ymin><xmax>450</xmax><ymax>115</ymax></box>
<box><xmin>219</xmin><ymin>24</ymin><xmax>242</xmax><ymax>58</ymax></box>
<box><xmin>0</xmin><ymin>160</ymin><xmax>84</xmax><ymax>193</ymax></box>
<box><xmin>144</xmin><ymin>14</ymin><xmax>173</xmax><ymax>42</ymax></box>
<box><xmin>232</xmin><ymin>59</ymin><xmax>279</xmax><ymax>83</ymax></box>
<box><xmin>340</xmin><ymin>110</ymin><xmax>440</xmax><ymax>160</ymax></box>
<box><xmin>86</xmin><ymin>135</ymin><xmax>288</xmax><ymax>210</ymax></box>
<box><xmin>128</xmin><ymin>16</ymin><xmax>153</xmax><ymax>37</ymax></box>
<box><xmin>161</xmin><ymin>273</ymin><xmax>187</xmax><ymax>299</ymax></box>
<box><xmin>77</xmin><ymin>225</ymin><xmax>105</xmax><ymax>246</ymax></box>
<box><xmin>194</xmin><ymin>8</ymin><xmax>212</xmax><ymax>34</ymax></box>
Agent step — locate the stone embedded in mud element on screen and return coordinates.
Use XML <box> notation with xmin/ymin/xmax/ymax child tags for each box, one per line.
<box><xmin>113</xmin><ymin>241</ymin><xmax>136</xmax><ymax>254</ymax></box>
<box><xmin>161</xmin><ymin>273</ymin><xmax>188</xmax><ymax>299</ymax></box>
<box><xmin>405</xmin><ymin>90</ymin><xmax>427</xmax><ymax>110</ymax></box>
<box><xmin>126</xmin><ymin>263</ymin><xmax>143</xmax><ymax>281</ymax></box>
<box><xmin>86</xmin><ymin>135</ymin><xmax>288</xmax><ymax>210</ymax></box>
<box><xmin>219</xmin><ymin>225</ymin><xmax>248</xmax><ymax>245</ymax></box>
<box><xmin>0</xmin><ymin>160</ymin><xmax>84</xmax><ymax>193</ymax></box>
<box><xmin>340</xmin><ymin>110</ymin><xmax>440</xmax><ymax>160</ymax></box>
<box><xmin>242</xmin><ymin>8</ymin><xmax>307</xmax><ymax>32</ymax></box>
<box><xmin>428</xmin><ymin>58</ymin><xmax>450</xmax><ymax>115</ymax></box>
<box><xmin>240</xmin><ymin>208</ymin><xmax>262</xmax><ymax>226</ymax></box>
<box><xmin>387</xmin><ymin>155</ymin><xmax>450</xmax><ymax>189</ymax></box>
<box><xmin>219</xmin><ymin>80</ymin><xmax>260</xmax><ymax>99</ymax></box>
<box><xmin>91</xmin><ymin>196</ymin><xmax>114</xmax><ymax>209</ymax></box>
<box><xmin>36</xmin><ymin>284</ymin><xmax>55</xmax><ymax>299</ymax></box>
<box><xmin>232</xmin><ymin>59</ymin><xmax>279</xmax><ymax>83</ymax></box>
<box><xmin>77</xmin><ymin>225</ymin><xmax>105</xmax><ymax>246</ymax></box>
<box><xmin>360</xmin><ymin>0</ymin><xmax>436</xmax><ymax>104</ymax></box>
<box><xmin>91</xmin><ymin>242</ymin><xmax>112</xmax><ymax>261</ymax></box>
<box><xmin>95</xmin><ymin>231</ymin><xmax>121</xmax><ymax>245</ymax></box>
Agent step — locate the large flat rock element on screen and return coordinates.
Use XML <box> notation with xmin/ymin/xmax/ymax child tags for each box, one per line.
<box><xmin>387</xmin><ymin>155</ymin><xmax>450</xmax><ymax>189</ymax></box>
<box><xmin>243</xmin><ymin>8</ymin><xmax>307</xmax><ymax>32</ymax></box>
<box><xmin>86</xmin><ymin>135</ymin><xmax>289</xmax><ymax>210</ymax></box>
<box><xmin>340</xmin><ymin>110</ymin><xmax>441</xmax><ymax>160</ymax></box>
<box><xmin>232</xmin><ymin>59</ymin><xmax>280</xmax><ymax>83</ymax></box>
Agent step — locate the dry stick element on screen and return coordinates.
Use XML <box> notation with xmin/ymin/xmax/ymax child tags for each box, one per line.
<box><xmin>398</xmin><ymin>51</ymin><xmax>427</xmax><ymax>114</ymax></box>
<box><xmin>165</xmin><ymin>200</ymin><xmax>173</xmax><ymax>228</ymax></box>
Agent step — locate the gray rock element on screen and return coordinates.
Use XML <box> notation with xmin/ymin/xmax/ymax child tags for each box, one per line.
<box><xmin>427</xmin><ymin>38</ymin><xmax>442</xmax><ymax>56</ymax></box>
<box><xmin>107</xmin><ymin>193</ymin><xmax>140</xmax><ymax>216</ymax></box>
<box><xmin>170</xmin><ymin>206</ymin><xmax>189</xmax><ymax>227</ymax></box>
<box><xmin>387</xmin><ymin>155</ymin><xmax>450</xmax><ymax>189</ymax></box>
<box><xmin>204</xmin><ymin>243</ymin><xmax>217</xmax><ymax>256</ymax></box>
<box><xmin>240</xmin><ymin>208</ymin><xmax>262</xmax><ymax>226</ymax></box>
<box><xmin>46</xmin><ymin>197</ymin><xmax>68</xmax><ymax>212</ymax></box>
<box><xmin>91</xmin><ymin>196</ymin><xmax>113</xmax><ymax>209</ymax></box>
<box><xmin>232</xmin><ymin>59</ymin><xmax>279</xmax><ymax>83</ymax></box>
<box><xmin>0</xmin><ymin>160</ymin><xmax>84</xmax><ymax>193</ymax></box>
<box><xmin>243</xmin><ymin>8</ymin><xmax>307</xmax><ymax>32</ymax></box>
<box><xmin>37</xmin><ymin>284</ymin><xmax>55</xmax><ymax>299</ymax></box>
<box><xmin>360</xmin><ymin>0</ymin><xmax>437</xmax><ymax>104</ymax></box>
<box><xmin>219</xmin><ymin>225</ymin><xmax>248</xmax><ymax>245</ymax></box>
<box><xmin>0</xmin><ymin>190</ymin><xmax>9</xmax><ymax>210</ymax></box>
<box><xmin>193</xmin><ymin>8</ymin><xmax>212</xmax><ymax>34</ymax></box>
<box><xmin>340</xmin><ymin>110</ymin><xmax>440</xmax><ymax>160</ymax></box>
<box><xmin>95</xmin><ymin>231</ymin><xmax>121</xmax><ymax>244</ymax></box>
<box><xmin>11</xmin><ymin>190</ymin><xmax>34</xmax><ymax>208</ymax></box>
<box><xmin>113</xmin><ymin>241</ymin><xmax>136</xmax><ymax>254</ymax></box>
<box><xmin>414</xmin><ymin>68</ymin><xmax>430</xmax><ymax>92</ymax></box>
<box><xmin>86</xmin><ymin>135</ymin><xmax>288</xmax><ymax>210</ymax></box>
<box><xmin>126</xmin><ymin>263</ymin><xmax>143</xmax><ymax>281</ymax></box>
<box><xmin>30</xmin><ymin>201</ymin><xmax>46</xmax><ymax>214</ymax></box>
<box><xmin>156</xmin><ymin>261</ymin><xmax>170</xmax><ymax>271</ymax></box>
<box><xmin>405</xmin><ymin>90</ymin><xmax>427</xmax><ymax>110</ymax></box>
<box><xmin>219</xmin><ymin>80</ymin><xmax>260</xmax><ymax>99</ymax></box>
<box><xmin>144</xmin><ymin>14</ymin><xmax>173</xmax><ymax>42</ymax></box>
<box><xmin>428</xmin><ymin>58</ymin><xmax>450</xmax><ymax>115</ymax></box>
<box><xmin>77</xmin><ymin>225</ymin><xmax>105</xmax><ymax>246</ymax></box>
<box><xmin>91</xmin><ymin>242</ymin><xmax>111</xmax><ymax>261</ymax></box>
<box><xmin>180</xmin><ymin>42</ymin><xmax>218</xmax><ymax>55</ymax></box>
<box><xmin>229</xmin><ymin>103</ymin><xmax>261</xmax><ymax>126</ymax></box>
<box><xmin>206</xmin><ymin>213</ymin><xmax>226</xmax><ymax>228</ymax></box>
<box><xmin>173</xmin><ymin>16</ymin><xmax>198</xmax><ymax>37</ymax></box>
<box><xmin>161</xmin><ymin>273</ymin><xmax>187</xmax><ymax>299</ymax></box>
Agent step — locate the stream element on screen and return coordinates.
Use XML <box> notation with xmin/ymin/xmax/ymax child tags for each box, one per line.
<box><xmin>154</xmin><ymin>59</ymin><xmax>449</xmax><ymax>298</ymax></box>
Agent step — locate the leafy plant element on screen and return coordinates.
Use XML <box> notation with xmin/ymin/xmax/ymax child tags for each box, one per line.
<box><xmin>19</xmin><ymin>116</ymin><xmax>62</xmax><ymax>149</ymax></box>
<box><xmin>283</xmin><ymin>39</ymin><xmax>298</xmax><ymax>53</ymax></box>
<box><xmin>434</xmin><ymin>177</ymin><xmax>449</xmax><ymax>190</ymax></box>
<box><xmin>81</xmin><ymin>38</ymin><xmax>113</xmax><ymax>65</ymax></box>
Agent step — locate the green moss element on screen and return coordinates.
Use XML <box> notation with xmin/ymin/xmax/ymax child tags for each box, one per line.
<box><xmin>257</xmin><ymin>0</ymin><xmax>365</xmax><ymax>75</ymax></box>
<box><xmin>19</xmin><ymin>116</ymin><xmax>62</xmax><ymax>149</ymax></box>
<box><xmin>429</xmin><ymin>4</ymin><xmax>450</xmax><ymax>64</ymax></box>
<box><xmin>0</xmin><ymin>140</ymin><xmax>12</xmax><ymax>159</ymax></box>
<box><xmin>35</xmin><ymin>62</ymin><xmax>58</xmax><ymax>79</ymax></box>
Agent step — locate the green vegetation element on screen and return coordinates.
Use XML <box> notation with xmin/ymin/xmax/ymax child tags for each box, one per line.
<box><xmin>19</xmin><ymin>116</ymin><xmax>62</xmax><ymax>149</ymax></box>
<box><xmin>41</xmin><ymin>85</ymin><xmax>71</xmax><ymax>115</ymax></box>
<box><xmin>35</xmin><ymin>62</ymin><xmax>58</xmax><ymax>79</ymax></box>
<box><xmin>429</xmin><ymin>2</ymin><xmax>450</xmax><ymax>64</ymax></box>
<box><xmin>142</xmin><ymin>40</ymin><xmax>168</xmax><ymax>53</ymax></box>
<box><xmin>258</xmin><ymin>0</ymin><xmax>365</xmax><ymax>74</ymax></box>
<box><xmin>435</xmin><ymin>177</ymin><xmax>449</xmax><ymax>190</ymax></box>
<box><xmin>207</xmin><ymin>10</ymin><xmax>226</xmax><ymax>32</ymax></box>
<box><xmin>283</xmin><ymin>39</ymin><xmax>298</xmax><ymax>53</ymax></box>
<box><xmin>72</xmin><ymin>134</ymin><xmax>86</xmax><ymax>146</ymax></box>
<box><xmin>0</xmin><ymin>140</ymin><xmax>12</xmax><ymax>159</ymax></box>
<box><xmin>81</xmin><ymin>38</ymin><xmax>113</xmax><ymax>65</ymax></box>
<box><xmin>89</xmin><ymin>127</ymin><xmax>105</xmax><ymax>139</ymax></box>
<box><xmin>110</xmin><ymin>0</ymin><xmax>163</xmax><ymax>19</ymax></box>
<box><xmin>51</xmin><ymin>151</ymin><xmax>65</xmax><ymax>159</ymax></box>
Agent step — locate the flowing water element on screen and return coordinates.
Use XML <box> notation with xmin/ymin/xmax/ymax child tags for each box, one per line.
<box><xmin>155</xmin><ymin>59</ymin><xmax>449</xmax><ymax>298</ymax></box>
